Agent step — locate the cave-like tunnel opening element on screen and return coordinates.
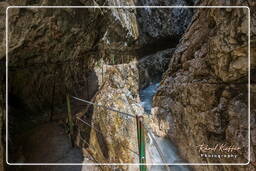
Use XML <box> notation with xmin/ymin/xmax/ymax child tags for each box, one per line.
<box><xmin>7</xmin><ymin>61</ymin><xmax>101</xmax><ymax>164</ymax></box>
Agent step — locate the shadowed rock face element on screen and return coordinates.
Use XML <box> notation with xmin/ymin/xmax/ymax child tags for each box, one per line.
<box><xmin>4</xmin><ymin>4</ymin><xmax>139</xmax><ymax>112</ymax></box>
<box><xmin>151</xmin><ymin>0</ymin><xmax>256</xmax><ymax>170</ymax></box>
<box><xmin>136</xmin><ymin>0</ymin><xmax>193</xmax><ymax>46</ymax></box>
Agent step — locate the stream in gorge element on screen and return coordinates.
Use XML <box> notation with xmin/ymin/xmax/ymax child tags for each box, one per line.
<box><xmin>140</xmin><ymin>82</ymin><xmax>190</xmax><ymax>171</ymax></box>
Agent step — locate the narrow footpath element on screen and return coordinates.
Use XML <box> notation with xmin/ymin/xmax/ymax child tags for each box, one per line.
<box><xmin>10</xmin><ymin>121</ymin><xmax>83</xmax><ymax>171</ymax></box>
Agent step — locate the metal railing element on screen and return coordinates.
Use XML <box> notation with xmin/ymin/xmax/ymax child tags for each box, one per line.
<box><xmin>67</xmin><ymin>95</ymin><xmax>170</xmax><ymax>171</ymax></box>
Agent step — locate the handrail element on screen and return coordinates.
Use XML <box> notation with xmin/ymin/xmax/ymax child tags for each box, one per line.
<box><xmin>72</xmin><ymin>96</ymin><xmax>136</xmax><ymax>118</ymax></box>
<box><xmin>71</xmin><ymin>96</ymin><xmax>169</xmax><ymax>171</ymax></box>
<box><xmin>76</xmin><ymin>116</ymin><xmax>139</xmax><ymax>156</ymax></box>
<box><xmin>144</xmin><ymin>125</ymin><xmax>170</xmax><ymax>171</ymax></box>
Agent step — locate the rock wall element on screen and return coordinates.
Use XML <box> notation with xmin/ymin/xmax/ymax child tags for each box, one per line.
<box><xmin>152</xmin><ymin>0</ymin><xmax>256</xmax><ymax>171</ymax></box>
<box><xmin>137</xmin><ymin>0</ymin><xmax>193</xmax><ymax>46</ymax></box>
<box><xmin>0</xmin><ymin>2</ymin><xmax>7</xmax><ymax>170</ymax></box>
<box><xmin>88</xmin><ymin>62</ymin><xmax>142</xmax><ymax>171</ymax></box>
<box><xmin>3</xmin><ymin>0</ymin><xmax>140</xmax><ymax>112</ymax></box>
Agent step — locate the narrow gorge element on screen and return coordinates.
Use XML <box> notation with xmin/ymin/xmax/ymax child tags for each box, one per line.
<box><xmin>0</xmin><ymin>0</ymin><xmax>255</xmax><ymax>171</ymax></box>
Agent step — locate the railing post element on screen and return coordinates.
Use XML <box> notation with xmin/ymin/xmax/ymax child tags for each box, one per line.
<box><xmin>136</xmin><ymin>115</ymin><xmax>147</xmax><ymax>171</ymax></box>
<box><xmin>66</xmin><ymin>94</ymin><xmax>74</xmax><ymax>147</ymax></box>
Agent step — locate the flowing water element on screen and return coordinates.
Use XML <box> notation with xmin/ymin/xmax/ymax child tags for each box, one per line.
<box><xmin>140</xmin><ymin>82</ymin><xmax>190</xmax><ymax>171</ymax></box>
<box><xmin>140</xmin><ymin>83</ymin><xmax>160</xmax><ymax>114</ymax></box>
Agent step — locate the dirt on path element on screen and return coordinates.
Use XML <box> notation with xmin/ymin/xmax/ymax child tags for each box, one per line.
<box><xmin>9</xmin><ymin>121</ymin><xmax>83</xmax><ymax>171</ymax></box>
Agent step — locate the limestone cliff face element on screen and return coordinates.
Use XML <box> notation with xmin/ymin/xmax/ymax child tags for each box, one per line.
<box><xmin>2</xmin><ymin>0</ymin><xmax>141</xmax><ymax>112</ymax></box>
<box><xmin>152</xmin><ymin>0</ymin><xmax>256</xmax><ymax>170</ymax></box>
<box><xmin>88</xmin><ymin>62</ymin><xmax>142</xmax><ymax>171</ymax></box>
